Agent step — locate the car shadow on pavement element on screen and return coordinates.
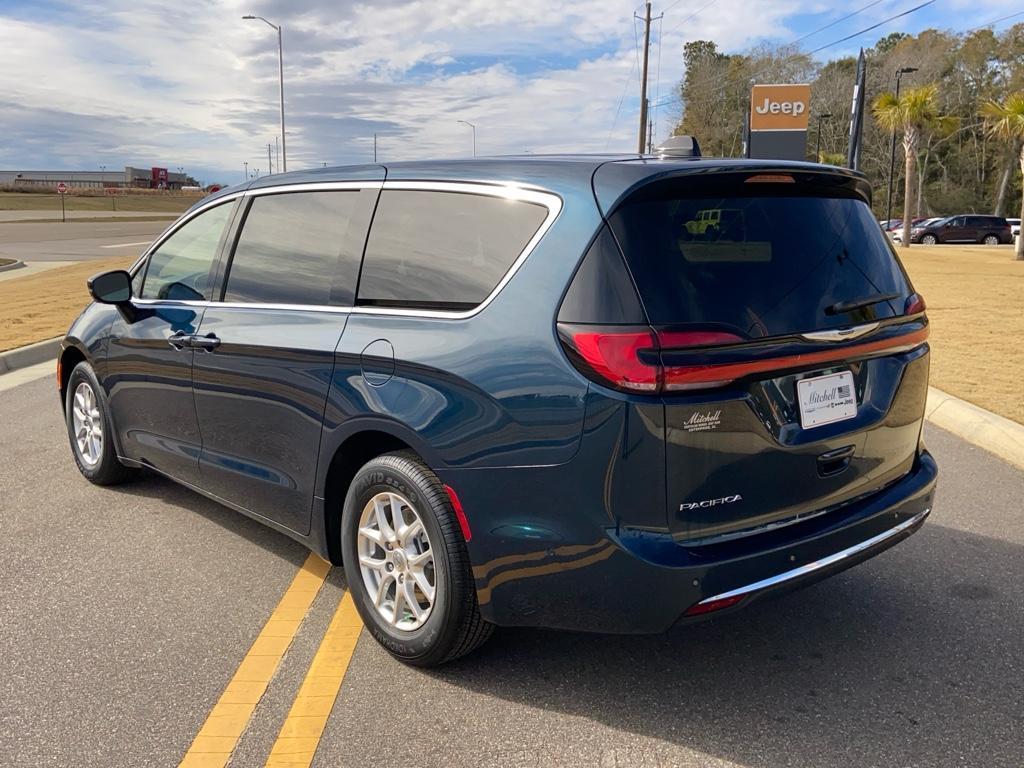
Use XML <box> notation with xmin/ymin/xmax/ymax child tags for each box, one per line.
<box><xmin>431</xmin><ymin>522</ymin><xmax>1023</xmax><ymax>767</ymax></box>
<box><xmin>112</xmin><ymin>472</ymin><xmax>311</xmax><ymax>568</ymax></box>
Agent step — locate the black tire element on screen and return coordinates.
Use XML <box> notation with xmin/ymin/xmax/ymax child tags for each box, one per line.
<box><xmin>982</xmin><ymin>234</ymin><xmax>1000</xmax><ymax>246</ymax></box>
<box><xmin>65</xmin><ymin>361</ymin><xmax>135</xmax><ymax>486</ymax></box>
<box><xmin>341</xmin><ymin>451</ymin><xmax>493</xmax><ymax>666</ymax></box>
<box><xmin>921</xmin><ymin>234</ymin><xmax>938</xmax><ymax>245</ymax></box>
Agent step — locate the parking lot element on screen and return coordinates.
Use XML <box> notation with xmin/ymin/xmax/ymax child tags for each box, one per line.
<box><xmin>2</xmin><ymin>368</ymin><xmax>1022</xmax><ymax>767</ymax></box>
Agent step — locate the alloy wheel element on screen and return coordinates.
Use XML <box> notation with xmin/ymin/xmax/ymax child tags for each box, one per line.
<box><xmin>71</xmin><ymin>382</ymin><xmax>103</xmax><ymax>467</ymax></box>
<box><xmin>356</xmin><ymin>491</ymin><xmax>436</xmax><ymax>631</ymax></box>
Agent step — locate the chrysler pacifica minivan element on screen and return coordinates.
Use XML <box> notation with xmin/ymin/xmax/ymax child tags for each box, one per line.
<box><xmin>60</xmin><ymin>155</ymin><xmax>937</xmax><ymax>665</ymax></box>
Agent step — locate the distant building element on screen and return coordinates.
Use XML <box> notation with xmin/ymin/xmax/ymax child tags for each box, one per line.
<box><xmin>0</xmin><ymin>166</ymin><xmax>196</xmax><ymax>190</ymax></box>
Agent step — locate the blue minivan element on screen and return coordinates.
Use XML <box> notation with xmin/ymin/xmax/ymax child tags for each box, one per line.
<box><xmin>61</xmin><ymin>154</ymin><xmax>937</xmax><ymax>665</ymax></box>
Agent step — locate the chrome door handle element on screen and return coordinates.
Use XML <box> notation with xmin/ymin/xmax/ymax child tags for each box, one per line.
<box><xmin>167</xmin><ymin>331</ymin><xmax>192</xmax><ymax>350</ymax></box>
<box><xmin>191</xmin><ymin>333</ymin><xmax>221</xmax><ymax>351</ymax></box>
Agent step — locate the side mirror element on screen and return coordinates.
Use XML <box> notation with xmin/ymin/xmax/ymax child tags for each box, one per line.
<box><xmin>88</xmin><ymin>270</ymin><xmax>133</xmax><ymax>305</ymax></box>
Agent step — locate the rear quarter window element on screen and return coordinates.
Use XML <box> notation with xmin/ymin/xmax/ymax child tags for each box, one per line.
<box><xmin>356</xmin><ymin>189</ymin><xmax>549</xmax><ymax>311</ymax></box>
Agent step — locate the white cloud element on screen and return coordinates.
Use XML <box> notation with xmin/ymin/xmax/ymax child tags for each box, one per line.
<box><xmin>1</xmin><ymin>0</ymin><xmax>1019</xmax><ymax>181</ymax></box>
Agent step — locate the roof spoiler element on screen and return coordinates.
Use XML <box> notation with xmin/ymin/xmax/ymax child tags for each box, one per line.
<box><xmin>655</xmin><ymin>135</ymin><xmax>701</xmax><ymax>158</ymax></box>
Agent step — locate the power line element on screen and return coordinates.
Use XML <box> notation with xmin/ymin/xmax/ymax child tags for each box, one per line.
<box><xmin>806</xmin><ymin>0</ymin><xmax>937</xmax><ymax>55</ymax></box>
<box><xmin>789</xmin><ymin>0</ymin><xmax>886</xmax><ymax>47</ymax></box>
<box><xmin>663</xmin><ymin>0</ymin><xmax>938</xmax><ymax>110</ymax></box>
<box><xmin>965</xmin><ymin>10</ymin><xmax>1024</xmax><ymax>33</ymax></box>
<box><xmin>664</xmin><ymin>0</ymin><xmax>717</xmax><ymax>37</ymax></box>
<box><xmin>651</xmin><ymin>13</ymin><xmax>665</xmax><ymax>147</ymax></box>
<box><xmin>606</xmin><ymin>57</ymin><xmax>639</xmax><ymax>149</ymax></box>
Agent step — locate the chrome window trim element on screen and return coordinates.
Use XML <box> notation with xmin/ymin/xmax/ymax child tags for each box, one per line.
<box><xmin>693</xmin><ymin>507</ymin><xmax>931</xmax><ymax>607</ymax></box>
<box><xmin>127</xmin><ymin>181</ymin><xmax>382</xmax><ymax>276</ymax></box>
<box><xmin>129</xmin><ymin>179</ymin><xmax>563</xmax><ymax>321</ymax></box>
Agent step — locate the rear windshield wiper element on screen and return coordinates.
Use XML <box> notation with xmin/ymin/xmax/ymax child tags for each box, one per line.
<box><xmin>826</xmin><ymin>292</ymin><xmax>900</xmax><ymax>316</ymax></box>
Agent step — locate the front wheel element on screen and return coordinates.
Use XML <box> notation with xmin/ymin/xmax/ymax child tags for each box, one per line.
<box><xmin>982</xmin><ymin>234</ymin><xmax>1000</xmax><ymax>246</ymax></box>
<box><xmin>921</xmin><ymin>234</ymin><xmax>938</xmax><ymax>245</ymax></box>
<box><xmin>341</xmin><ymin>451</ymin><xmax>493</xmax><ymax>666</ymax></box>
<box><xmin>65</xmin><ymin>362</ymin><xmax>135</xmax><ymax>485</ymax></box>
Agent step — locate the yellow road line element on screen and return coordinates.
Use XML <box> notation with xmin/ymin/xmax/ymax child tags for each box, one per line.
<box><xmin>265</xmin><ymin>590</ymin><xmax>363</xmax><ymax>767</ymax></box>
<box><xmin>179</xmin><ymin>553</ymin><xmax>331</xmax><ymax>768</ymax></box>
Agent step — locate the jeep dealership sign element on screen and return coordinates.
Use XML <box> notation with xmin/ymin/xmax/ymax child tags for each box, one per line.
<box><xmin>748</xmin><ymin>83</ymin><xmax>811</xmax><ymax>161</ymax></box>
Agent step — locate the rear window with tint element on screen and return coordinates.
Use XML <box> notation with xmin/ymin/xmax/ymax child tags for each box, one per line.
<box><xmin>357</xmin><ymin>190</ymin><xmax>549</xmax><ymax>310</ymax></box>
<box><xmin>224</xmin><ymin>190</ymin><xmax>377</xmax><ymax>306</ymax></box>
<box><xmin>608</xmin><ymin>180</ymin><xmax>912</xmax><ymax>338</ymax></box>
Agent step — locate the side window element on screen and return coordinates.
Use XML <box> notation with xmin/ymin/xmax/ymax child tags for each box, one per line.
<box><xmin>140</xmin><ymin>203</ymin><xmax>234</xmax><ymax>301</ymax></box>
<box><xmin>223</xmin><ymin>189</ymin><xmax>377</xmax><ymax>306</ymax></box>
<box><xmin>357</xmin><ymin>190</ymin><xmax>549</xmax><ymax>310</ymax></box>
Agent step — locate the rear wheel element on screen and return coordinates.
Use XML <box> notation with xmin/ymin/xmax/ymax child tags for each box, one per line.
<box><xmin>65</xmin><ymin>362</ymin><xmax>135</xmax><ymax>485</ymax></box>
<box><xmin>982</xmin><ymin>234</ymin><xmax>1000</xmax><ymax>246</ymax></box>
<box><xmin>341</xmin><ymin>451</ymin><xmax>492</xmax><ymax>666</ymax></box>
<box><xmin>921</xmin><ymin>234</ymin><xmax>938</xmax><ymax>245</ymax></box>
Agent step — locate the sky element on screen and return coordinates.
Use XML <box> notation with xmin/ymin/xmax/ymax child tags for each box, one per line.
<box><xmin>0</xmin><ymin>0</ymin><xmax>1021</xmax><ymax>184</ymax></box>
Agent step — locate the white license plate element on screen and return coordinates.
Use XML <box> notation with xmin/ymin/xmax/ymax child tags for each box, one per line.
<box><xmin>796</xmin><ymin>371</ymin><xmax>857</xmax><ymax>428</ymax></box>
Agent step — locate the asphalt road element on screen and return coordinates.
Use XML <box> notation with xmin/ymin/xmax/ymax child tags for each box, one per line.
<box><xmin>0</xmin><ymin>220</ymin><xmax>168</xmax><ymax>263</ymax></box>
<box><xmin>1</xmin><ymin>370</ymin><xmax>1022</xmax><ymax>767</ymax></box>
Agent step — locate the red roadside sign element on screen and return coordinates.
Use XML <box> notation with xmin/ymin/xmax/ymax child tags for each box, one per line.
<box><xmin>56</xmin><ymin>182</ymin><xmax>68</xmax><ymax>194</ymax></box>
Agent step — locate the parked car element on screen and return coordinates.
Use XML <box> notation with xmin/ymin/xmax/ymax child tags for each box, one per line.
<box><xmin>1007</xmin><ymin>217</ymin><xmax>1021</xmax><ymax>238</ymax></box>
<box><xmin>910</xmin><ymin>214</ymin><xmax>1013</xmax><ymax>245</ymax></box>
<box><xmin>60</xmin><ymin>157</ymin><xmax>936</xmax><ymax>666</ymax></box>
<box><xmin>893</xmin><ymin>217</ymin><xmax>943</xmax><ymax>242</ymax></box>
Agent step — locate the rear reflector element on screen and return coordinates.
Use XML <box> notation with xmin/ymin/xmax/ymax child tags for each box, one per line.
<box><xmin>683</xmin><ymin>594</ymin><xmax>745</xmax><ymax>617</ymax></box>
<box><xmin>56</xmin><ymin>356</ymin><xmax>62</xmax><ymax>390</ymax></box>
<box><xmin>444</xmin><ymin>484</ymin><xmax>472</xmax><ymax>543</ymax></box>
<box><xmin>559</xmin><ymin>322</ymin><xmax>928</xmax><ymax>393</ymax></box>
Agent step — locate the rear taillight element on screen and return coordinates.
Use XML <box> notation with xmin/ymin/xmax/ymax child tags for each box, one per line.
<box><xmin>904</xmin><ymin>292</ymin><xmax>926</xmax><ymax>315</ymax></box>
<box><xmin>566</xmin><ymin>329</ymin><xmax>659</xmax><ymax>391</ymax></box>
<box><xmin>557</xmin><ymin>324</ymin><xmax>744</xmax><ymax>393</ymax></box>
<box><xmin>559</xmin><ymin>322</ymin><xmax>929</xmax><ymax>393</ymax></box>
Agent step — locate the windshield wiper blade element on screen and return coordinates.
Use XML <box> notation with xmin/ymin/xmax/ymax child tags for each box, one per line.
<box><xmin>826</xmin><ymin>292</ymin><xmax>900</xmax><ymax>316</ymax></box>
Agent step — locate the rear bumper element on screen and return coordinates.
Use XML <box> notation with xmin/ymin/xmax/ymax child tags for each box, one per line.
<box><xmin>450</xmin><ymin>450</ymin><xmax>936</xmax><ymax>633</ymax></box>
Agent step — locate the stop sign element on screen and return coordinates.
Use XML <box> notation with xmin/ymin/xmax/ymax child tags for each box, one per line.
<box><xmin>56</xmin><ymin>182</ymin><xmax>67</xmax><ymax>194</ymax></box>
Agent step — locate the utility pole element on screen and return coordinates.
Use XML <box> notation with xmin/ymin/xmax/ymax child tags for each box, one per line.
<box><xmin>647</xmin><ymin>101</ymin><xmax>655</xmax><ymax>153</ymax></box>
<box><xmin>636</xmin><ymin>2</ymin><xmax>652</xmax><ymax>154</ymax></box>
<box><xmin>243</xmin><ymin>161</ymin><xmax>248</xmax><ymax>182</ymax></box>
<box><xmin>268</xmin><ymin>143</ymin><xmax>273</xmax><ymax>175</ymax></box>
<box><xmin>275</xmin><ymin>136</ymin><xmax>280</xmax><ymax>174</ymax></box>
<box><xmin>374</xmin><ymin>133</ymin><xmax>377</xmax><ymax>162</ymax></box>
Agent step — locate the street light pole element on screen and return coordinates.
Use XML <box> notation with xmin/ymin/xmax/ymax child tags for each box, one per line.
<box><xmin>243</xmin><ymin>15</ymin><xmax>287</xmax><ymax>173</ymax></box>
<box><xmin>885</xmin><ymin>67</ymin><xmax>918</xmax><ymax>226</ymax></box>
<box><xmin>815</xmin><ymin>113</ymin><xmax>833</xmax><ymax>161</ymax></box>
<box><xmin>457</xmin><ymin>120</ymin><xmax>476</xmax><ymax>157</ymax></box>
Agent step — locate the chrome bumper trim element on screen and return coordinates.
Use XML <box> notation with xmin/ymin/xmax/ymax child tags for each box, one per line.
<box><xmin>695</xmin><ymin>508</ymin><xmax>931</xmax><ymax>606</ymax></box>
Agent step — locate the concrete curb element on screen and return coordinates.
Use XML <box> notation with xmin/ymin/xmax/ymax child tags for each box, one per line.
<box><xmin>0</xmin><ymin>259</ymin><xmax>25</xmax><ymax>273</ymax></box>
<box><xmin>0</xmin><ymin>337</ymin><xmax>61</xmax><ymax>375</ymax></box>
<box><xmin>926</xmin><ymin>386</ymin><xmax>1024</xmax><ymax>471</ymax></box>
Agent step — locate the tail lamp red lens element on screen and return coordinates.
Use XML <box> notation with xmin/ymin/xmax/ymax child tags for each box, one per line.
<box><xmin>904</xmin><ymin>292</ymin><xmax>926</xmax><ymax>315</ymax></box>
<box><xmin>558</xmin><ymin>324</ymin><xmax>744</xmax><ymax>393</ymax></box>
<box><xmin>559</xmin><ymin>322</ymin><xmax>929</xmax><ymax>393</ymax></box>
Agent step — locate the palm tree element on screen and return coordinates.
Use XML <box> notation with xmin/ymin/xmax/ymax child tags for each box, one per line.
<box><xmin>982</xmin><ymin>92</ymin><xmax>1024</xmax><ymax>260</ymax></box>
<box><xmin>872</xmin><ymin>83</ymin><xmax>942</xmax><ymax>249</ymax></box>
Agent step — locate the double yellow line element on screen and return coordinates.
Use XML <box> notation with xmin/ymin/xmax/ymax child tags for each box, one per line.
<box><xmin>180</xmin><ymin>554</ymin><xmax>362</xmax><ymax>768</ymax></box>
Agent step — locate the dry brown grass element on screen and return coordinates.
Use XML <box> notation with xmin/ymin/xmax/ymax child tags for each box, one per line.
<box><xmin>0</xmin><ymin>257</ymin><xmax>133</xmax><ymax>352</ymax></box>
<box><xmin>1</xmin><ymin>244</ymin><xmax>1021</xmax><ymax>424</ymax></box>
<box><xmin>898</xmin><ymin>244</ymin><xmax>1024</xmax><ymax>424</ymax></box>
